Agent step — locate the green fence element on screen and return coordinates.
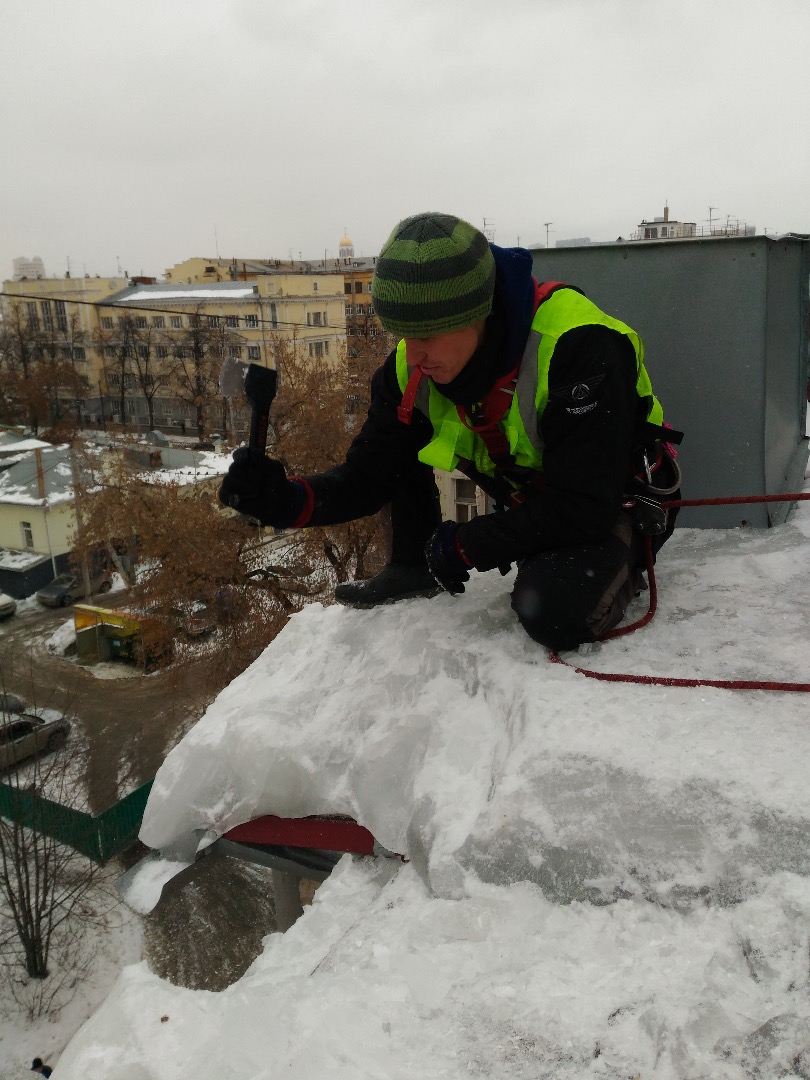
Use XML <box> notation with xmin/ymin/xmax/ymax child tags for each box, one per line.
<box><xmin>0</xmin><ymin>779</ymin><xmax>154</xmax><ymax>863</ymax></box>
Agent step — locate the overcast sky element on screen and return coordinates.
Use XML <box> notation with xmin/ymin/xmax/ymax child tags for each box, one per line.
<box><xmin>1</xmin><ymin>0</ymin><xmax>808</xmax><ymax>281</ymax></box>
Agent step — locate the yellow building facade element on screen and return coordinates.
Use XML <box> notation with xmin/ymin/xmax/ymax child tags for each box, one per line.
<box><xmin>2</xmin><ymin>267</ymin><xmax>348</xmax><ymax>438</ymax></box>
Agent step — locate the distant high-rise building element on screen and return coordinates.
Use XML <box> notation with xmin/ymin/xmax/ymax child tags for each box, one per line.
<box><xmin>12</xmin><ymin>256</ymin><xmax>46</xmax><ymax>280</ymax></box>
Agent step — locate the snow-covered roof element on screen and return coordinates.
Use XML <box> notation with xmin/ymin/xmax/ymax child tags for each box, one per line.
<box><xmin>55</xmin><ymin>461</ymin><xmax>810</xmax><ymax>1079</ymax></box>
<box><xmin>0</xmin><ymin>444</ymin><xmax>74</xmax><ymax>506</ymax></box>
<box><xmin>0</xmin><ymin>444</ymin><xmax>230</xmax><ymax>507</ymax></box>
<box><xmin>107</xmin><ymin>282</ymin><xmax>258</xmax><ymax>305</ymax></box>
<box><xmin>0</xmin><ymin>434</ymin><xmax>51</xmax><ymax>453</ymax></box>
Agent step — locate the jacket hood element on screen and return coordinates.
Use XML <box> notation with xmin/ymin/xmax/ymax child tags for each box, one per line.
<box><xmin>490</xmin><ymin>244</ymin><xmax>537</xmax><ymax>372</ymax></box>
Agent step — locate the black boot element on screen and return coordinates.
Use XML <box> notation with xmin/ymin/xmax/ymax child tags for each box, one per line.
<box><xmin>334</xmin><ymin>563</ymin><xmax>440</xmax><ymax>608</ymax></box>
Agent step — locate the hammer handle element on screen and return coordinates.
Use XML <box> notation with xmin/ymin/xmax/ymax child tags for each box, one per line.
<box><xmin>249</xmin><ymin>409</ymin><xmax>270</xmax><ymax>452</ymax></box>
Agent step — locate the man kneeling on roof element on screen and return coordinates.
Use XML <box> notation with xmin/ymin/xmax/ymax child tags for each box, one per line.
<box><xmin>219</xmin><ymin>212</ymin><xmax>682</xmax><ymax>651</ymax></box>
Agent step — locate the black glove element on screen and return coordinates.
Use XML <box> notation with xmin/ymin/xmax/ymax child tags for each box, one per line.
<box><xmin>425</xmin><ymin>521</ymin><xmax>473</xmax><ymax>596</ymax></box>
<box><xmin>218</xmin><ymin>448</ymin><xmax>305</xmax><ymax>527</ymax></box>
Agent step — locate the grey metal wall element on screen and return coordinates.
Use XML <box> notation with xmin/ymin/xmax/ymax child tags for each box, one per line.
<box><xmin>530</xmin><ymin>236</ymin><xmax>809</xmax><ymax>528</ymax></box>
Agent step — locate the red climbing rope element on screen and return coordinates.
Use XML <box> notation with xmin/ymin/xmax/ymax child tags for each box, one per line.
<box><xmin>549</xmin><ymin>491</ymin><xmax>810</xmax><ymax>693</ymax></box>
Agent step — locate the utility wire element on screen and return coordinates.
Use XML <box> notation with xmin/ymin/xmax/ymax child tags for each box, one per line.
<box><xmin>0</xmin><ymin>289</ymin><xmax>375</xmax><ymax>335</ymax></box>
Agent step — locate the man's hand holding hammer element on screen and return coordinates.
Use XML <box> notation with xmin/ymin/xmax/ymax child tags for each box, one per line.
<box><xmin>218</xmin><ymin>449</ymin><xmax>311</xmax><ymax>527</ymax></box>
<box><xmin>217</xmin><ymin>356</ymin><xmax>312</xmax><ymax>528</ymax></box>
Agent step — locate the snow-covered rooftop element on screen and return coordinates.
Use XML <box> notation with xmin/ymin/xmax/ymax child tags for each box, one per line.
<box><xmin>54</xmin><ymin>457</ymin><xmax>810</xmax><ymax>1079</ymax></box>
<box><xmin>109</xmin><ymin>282</ymin><xmax>258</xmax><ymax>304</ymax></box>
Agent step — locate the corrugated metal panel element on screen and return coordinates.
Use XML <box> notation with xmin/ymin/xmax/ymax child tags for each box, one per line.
<box><xmin>0</xmin><ymin>778</ymin><xmax>154</xmax><ymax>863</ymax></box>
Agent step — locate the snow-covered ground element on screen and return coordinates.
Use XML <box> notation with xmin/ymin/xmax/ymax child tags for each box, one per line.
<box><xmin>45</xmin><ymin>449</ymin><xmax>810</xmax><ymax>1079</ymax></box>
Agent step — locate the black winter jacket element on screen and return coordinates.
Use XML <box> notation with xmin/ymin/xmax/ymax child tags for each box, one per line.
<box><xmin>300</xmin><ymin>250</ymin><xmax>645</xmax><ymax>573</ymax></box>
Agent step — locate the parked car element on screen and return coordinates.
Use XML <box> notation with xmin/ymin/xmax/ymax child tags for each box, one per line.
<box><xmin>36</xmin><ymin>571</ymin><xmax>112</xmax><ymax>608</ymax></box>
<box><xmin>0</xmin><ymin>711</ymin><xmax>70</xmax><ymax>769</ymax></box>
<box><xmin>0</xmin><ymin>591</ymin><xmax>17</xmax><ymax>619</ymax></box>
<box><xmin>0</xmin><ymin>691</ymin><xmax>26</xmax><ymax>716</ymax></box>
<box><xmin>172</xmin><ymin>599</ymin><xmax>217</xmax><ymax>639</ymax></box>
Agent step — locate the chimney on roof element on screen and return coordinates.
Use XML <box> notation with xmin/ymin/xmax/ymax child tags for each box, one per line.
<box><xmin>664</xmin><ymin>205</ymin><xmax>669</xmax><ymax>222</ymax></box>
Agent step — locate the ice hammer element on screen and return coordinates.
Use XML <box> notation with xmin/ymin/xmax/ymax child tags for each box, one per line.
<box><xmin>219</xmin><ymin>357</ymin><xmax>278</xmax><ymax>451</ymax></box>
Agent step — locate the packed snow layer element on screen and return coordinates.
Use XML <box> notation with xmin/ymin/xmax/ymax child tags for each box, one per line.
<box><xmin>57</xmin><ymin>489</ymin><xmax>810</xmax><ymax>1078</ymax></box>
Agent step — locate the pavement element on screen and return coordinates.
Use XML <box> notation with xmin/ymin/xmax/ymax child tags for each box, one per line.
<box><xmin>0</xmin><ymin>596</ymin><xmax>213</xmax><ymax>814</ymax></box>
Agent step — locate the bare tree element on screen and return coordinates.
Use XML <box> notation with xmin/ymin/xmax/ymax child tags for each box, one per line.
<box><xmin>73</xmin><ymin>447</ymin><xmax>324</xmax><ymax>691</ymax></box>
<box><xmin>96</xmin><ymin>312</ymin><xmax>138</xmax><ymax>428</ymax></box>
<box><xmin>0</xmin><ymin>300</ymin><xmax>85</xmax><ymax>434</ymax></box>
<box><xmin>0</xmin><ymin>691</ymin><xmax>103</xmax><ymax>1017</ymax></box>
<box><xmin>124</xmin><ymin>320</ymin><xmax>173</xmax><ymax>431</ymax></box>
<box><xmin>267</xmin><ymin>328</ymin><xmax>393</xmax><ymax>584</ymax></box>
<box><xmin>170</xmin><ymin>308</ymin><xmax>244</xmax><ymax>441</ymax></box>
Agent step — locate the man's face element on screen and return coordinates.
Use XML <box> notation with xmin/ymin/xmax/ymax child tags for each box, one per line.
<box><xmin>404</xmin><ymin>320</ymin><xmax>486</xmax><ymax>384</ymax></box>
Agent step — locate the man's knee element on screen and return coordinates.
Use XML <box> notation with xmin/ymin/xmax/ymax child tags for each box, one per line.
<box><xmin>511</xmin><ymin>520</ymin><xmax>642</xmax><ymax>650</ymax></box>
<box><xmin>511</xmin><ymin>555</ymin><xmax>593</xmax><ymax>650</ymax></box>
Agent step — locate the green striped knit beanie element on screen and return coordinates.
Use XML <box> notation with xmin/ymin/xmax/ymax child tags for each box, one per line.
<box><xmin>371</xmin><ymin>213</ymin><xmax>496</xmax><ymax>338</ymax></box>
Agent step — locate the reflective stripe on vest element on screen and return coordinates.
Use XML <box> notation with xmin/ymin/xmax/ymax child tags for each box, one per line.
<box><xmin>395</xmin><ymin>287</ymin><xmax>664</xmax><ymax>480</ymax></box>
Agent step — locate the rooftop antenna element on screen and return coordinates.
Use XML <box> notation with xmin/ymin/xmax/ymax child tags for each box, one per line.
<box><xmin>708</xmin><ymin>206</ymin><xmax>718</xmax><ymax>233</ymax></box>
<box><xmin>214</xmin><ymin>224</ymin><xmax>220</xmax><ymax>258</ymax></box>
<box><xmin>482</xmin><ymin>218</ymin><xmax>495</xmax><ymax>243</ymax></box>
<box><xmin>544</xmin><ymin>222</ymin><xmax>553</xmax><ymax>248</ymax></box>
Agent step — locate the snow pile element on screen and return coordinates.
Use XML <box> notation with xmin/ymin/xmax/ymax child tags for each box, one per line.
<box><xmin>45</xmin><ymin>618</ymin><xmax>76</xmax><ymax>656</ymax></box>
<box><xmin>56</xmin><ymin>483</ymin><xmax>810</xmax><ymax>1079</ymax></box>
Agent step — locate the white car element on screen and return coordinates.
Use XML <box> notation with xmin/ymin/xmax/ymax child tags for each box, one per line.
<box><xmin>0</xmin><ymin>591</ymin><xmax>17</xmax><ymax>619</ymax></box>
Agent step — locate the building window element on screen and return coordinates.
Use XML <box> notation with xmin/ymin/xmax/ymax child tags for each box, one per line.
<box><xmin>367</xmin><ymin>282</ymin><xmax>373</xmax><ymax>293</ymax></box>
<box><xmin>127</xmin><ymin>399</ymin><xmax>136</xmax><ymax>415</ymax></box>
<box><xmin>324</xmin><ymin>341</ymin><xmax>330</xmax><ymax>356</ymax></box>
<box><xmin>308</xmin><ymin>311</ymin><xmax>323</xmax><ymax>326</ymax></box>
<box><xmin>72</xmin><ymin>346</ymin><xmax>86</xmax><ymax>361</ymax></box>
<box><xmin>25</xmin><ymin>303</ymin><xmax>39</xmax><ymax>330</ymax></box>
<box><xmin>137</xmin><ymin>345</ymin><xmax>149</xmax><ymax>360</ymax></box>
<box><xmin>40</xmin><ymin>301</ymin><xmax>53</xmax><ymax>331</ymax></box>
<box><xmin>245</xmin><ymin>314</ymin><xmax>258</xmax><ymax>329</ymax></box>
<box><xmin>171</xmin><ymin>315</ymin><xmax>183</xmax><ymax>329</ymax></box>
<box><xmin>225</xmin><ymin>315</ymin><xmax>239</xmax><ymax>328</ymax></box>
<box><xmin>247</xmin><ymin>345</ymin><xmax>260</xmax><ymax>361</ymax></box>
<box><xmin>269</xmin><ymin>303</ymin><xmax>278</xmax><ymax>328</ymax></box>
<box><xmin>135</xmin><ymin>316</ymin><xmax>147</xmax><ymax>329</ymax></box>
<box><xmin>208</xmin><ymin>315</ymin><xmax>220</xmax><ymax>327</ymax></box>
<box><xmin>152</xmin><ymin>315</ymin><xmax>165</xmax><ymax>328</ymax></box>
<box><xmin>346</xmin><ymin>304</ymin><xmax>354</xmax><ymax>316</ymax></box>
<box><xmin>157</xmin><ymin>346</ymin><xmax>169</xmax><ymax>359</ymax></box>
<box><xmin>454</xmin><ymin>478</ymin><xmax>479</xmax><ymax>523</ymax></box>
<box><xmin>344</xmin><ymin>283</ymin><xmax>352</xmax><ymax>295</ymax></box>
<box><xmin>644</xmin><ymin>227</ymin><xmax>657</xmax><ymax>239</ymax></box>
<box><xmin>313</xmin><ymin>281</ymin><xmax>319</xmax><ymax>292</ymax></box>
<box><xmin>21</xmin><ymin>521</ymin><xmax>34</xmax><ymax>548</ymax></box>
<box><xmin>104</xmin><ymin>345</ymin><xmax>116</xmax><ymax>359</ymax></box>
<box><xmin>101</xmin><ymin>316</ymin><xmax>114</xmax><ymax>330</ymax></box>
<box><xmin>354</xmin><ymin>281</ymin><xmax>363</xmax><ymax>293</ymax></box>
<box><xmin>308</xmin><ymin>341</ymin><xmax>325</xmax><ymax>358</ymax></box>
<box><xmin>55</xmin><ymin>300</ymin><xmax>67</xmax><ymax>331</ymax></box>
<box><xmin>228</xmin><ymin>345</ymin><xmax>243</xmax><ymax>359</ymax></box>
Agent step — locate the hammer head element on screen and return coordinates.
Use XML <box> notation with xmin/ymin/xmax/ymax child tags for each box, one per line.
<box><xmin>219</xmin><ymin>357</ymin><xmax>278</xmax><ymax>451</ymax></box>
<box><xmin>219</xmin><ymin>357</ymin><xmax>278</xmax><ymax>410</ymax></box>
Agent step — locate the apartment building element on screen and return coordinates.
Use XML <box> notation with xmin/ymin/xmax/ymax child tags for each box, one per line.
<box><xmin>1</xmin><ymin>267</ymin><xmax>347</xmax><ymax>437</ymax></box>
